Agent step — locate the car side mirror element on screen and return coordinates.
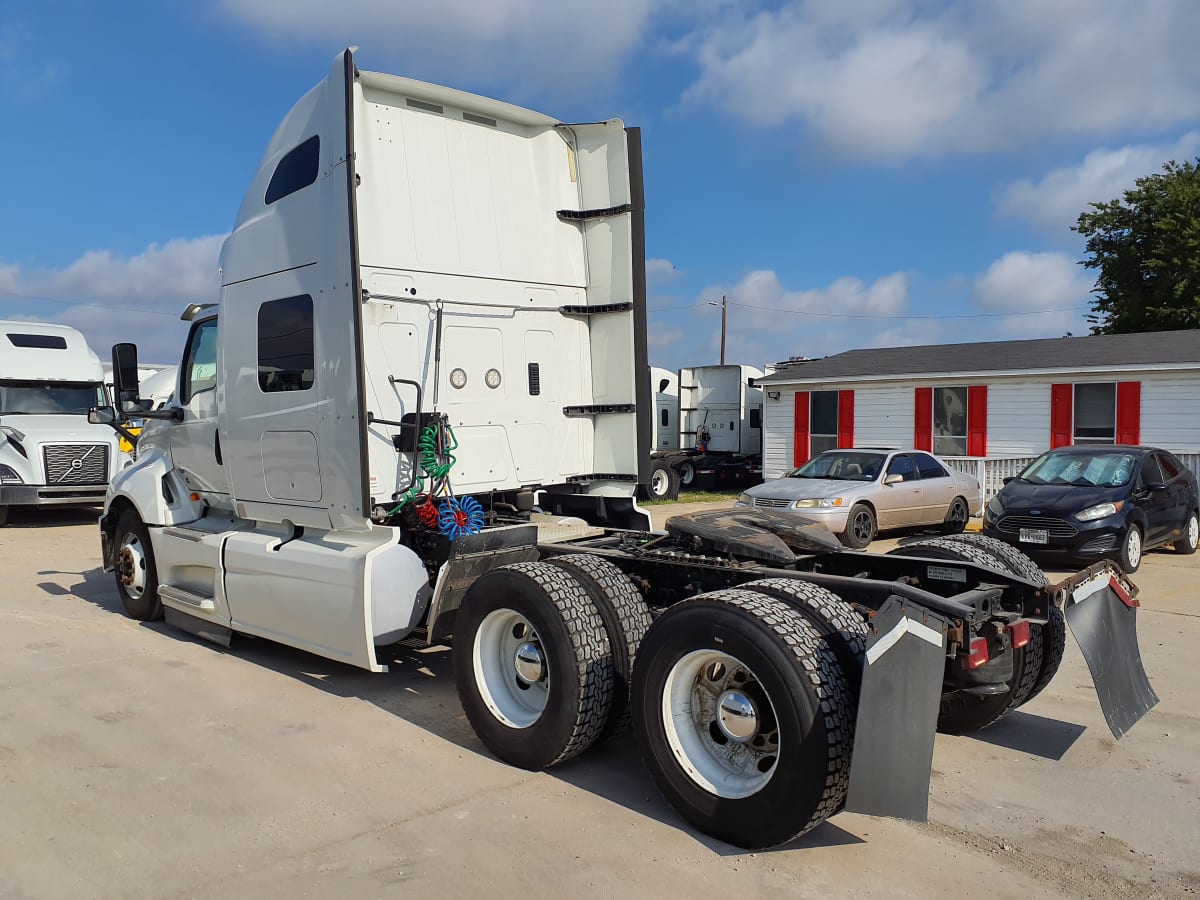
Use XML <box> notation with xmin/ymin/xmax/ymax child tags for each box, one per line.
<box><xmin>1147</xmin><ymin>481</ymin><xmax>1168</xmax><ymax>493</ymax></box>
<box><xmin>1002</xmin><ymin>476</ymin><xmax>1015</xmax><ymax>485</ymax></box>
<box><xmin>883</xmin><ymin>473</ymin><xmax>904</xmax><ymax>485</ymax></box>
<box><xmin>88</xmin><ymin>406</ymin><xmax>116</xmax><ymax>425</ymax></box>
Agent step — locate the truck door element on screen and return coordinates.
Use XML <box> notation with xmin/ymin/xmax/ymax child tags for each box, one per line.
<box><xmin>170</xmin><ymin>317</ymin><xmax>228</xmax><ymax>498</ymax></box>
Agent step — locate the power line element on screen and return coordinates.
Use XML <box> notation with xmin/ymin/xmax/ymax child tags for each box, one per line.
<box><xmin>650</xmin><ymin>299</ymin><xmax>1091</xmax><ymax>321</ymax></box>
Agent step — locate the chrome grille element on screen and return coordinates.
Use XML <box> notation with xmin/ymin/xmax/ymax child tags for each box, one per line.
<box><xmin>42</xmin><ymin>444</ymin><xmax>109</xmax><ymax>485</ymax></box>
<box><xmin>751</xmin><ymin>497</ymin><xmax>792</xmax><ymax>509</ymax></box>
<box><xmin>996</xmin><ymin>515</ymin><xmax>1077</xmax><ymax>537</ymax></box>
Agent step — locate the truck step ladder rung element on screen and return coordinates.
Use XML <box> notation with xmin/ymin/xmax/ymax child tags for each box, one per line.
<box><xmin>159</xmin><ymin>584</ymin><xmax>216</xmax><ymax>612</ymax></box>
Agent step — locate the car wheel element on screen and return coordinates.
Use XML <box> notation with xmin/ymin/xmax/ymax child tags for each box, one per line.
<box><xmin>1118</xmin><ymin>525</ymin><xmax>1143</xmax><ymax>573</ymax></box>
<box><xmin>840</xmin><ymin>503</ymin><xmax>876</xmax><ymax>549</ymax></box>
<box><xmin>1174</xmin><ymin>511</ymin><xmax>1198</xmax><ymax>555</ymax></box>
<box><xmin>941</xmin><ymin>496</ymin><xmax>969</xmax><ymax>534</ymax></box>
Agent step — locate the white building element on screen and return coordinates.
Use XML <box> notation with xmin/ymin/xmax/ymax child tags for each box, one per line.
<box><xmin>754</xmin><ymin>330</ymin><xmax>1200</xmax><ymax>495</ymax></box>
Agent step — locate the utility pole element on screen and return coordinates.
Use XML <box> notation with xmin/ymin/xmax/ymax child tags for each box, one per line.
<box><xmin>708</xmin><ymin>294</ymin><xmax>727</xmax><ymax>365</ymax></box>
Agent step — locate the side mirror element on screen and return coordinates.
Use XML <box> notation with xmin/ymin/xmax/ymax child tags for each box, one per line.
<box><xmin>112</xmin><ymin>342</ymin><xmax>142</xmax><ymax>414</ymax></box>
<box><xmin>1147</xmin><ymin>481</ymin><xmax>1168</xmax><ymax>493</ymax></box>
<box><xmin>883</xmin><ymin>473</ymin><xmax>904</xmax><ymax>485</ymax></box>
<box><xmin>1003</xmin><ymin>476</ymin><xmax>1015</xmax><ymax>485</ymax></box>
<box><xmin>88</xmin><ymin>406</ymin><xmax>116</xmax><ymax>425</ymax></box>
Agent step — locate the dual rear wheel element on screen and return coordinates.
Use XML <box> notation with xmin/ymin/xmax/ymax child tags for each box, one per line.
<box><xmin>454</xmin><ymin>563</ymin><xmax>865</xmax><ymax>849</ymax></box>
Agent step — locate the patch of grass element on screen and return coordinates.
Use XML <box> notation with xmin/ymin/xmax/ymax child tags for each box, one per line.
<box><xmin>643</xmin><ymin>488</ymin><xmax>742</xmax><ymax>506</ymax></box>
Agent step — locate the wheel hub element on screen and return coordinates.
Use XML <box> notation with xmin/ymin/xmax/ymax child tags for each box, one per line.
<box><xmin>716</xmin><ymin>690</ymin><xmax>758</xmax><ymax>742</ymax></box>
<box><xmin>514</xmin><ymin>642</ymin><xmax>545</xmax><ymax>684</ymax></box>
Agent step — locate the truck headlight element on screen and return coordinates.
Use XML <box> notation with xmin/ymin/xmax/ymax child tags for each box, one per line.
<box><xmin>0</xmin><ymin>464</ymin><xmax>22</xmax><ymax>484</ymax></box>
<box><xmin>1076</xmin><ymin>501</ymin><xmax>1123</xmax><ymax>521</ymax></box>
<box><xmin>793</xmin><ymin>497</ymin><xmax>843</xmax><ymax>509</ymax></box>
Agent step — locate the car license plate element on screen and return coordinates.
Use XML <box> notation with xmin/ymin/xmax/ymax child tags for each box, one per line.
<box><xmin>1019</xmin><ymin>528</ymin><xmax>1049</xmax><ymax>544</ymax></box>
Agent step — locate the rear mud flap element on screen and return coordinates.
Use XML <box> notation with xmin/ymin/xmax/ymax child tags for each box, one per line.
<box><xmin>845</xmin><ymin>598</ymin><xmax>947</xmax><ymax>822</ymax></box>
<box><xmin>1064</xmin><ymin>568</ymin><xmax>1158</xmax><ymax>739</ymax></box>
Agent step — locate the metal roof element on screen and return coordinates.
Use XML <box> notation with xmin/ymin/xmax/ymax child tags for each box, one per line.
<box><xmin>755</xmin><ymin>329</ymin><xmax>1200</xmax><ymax>385</ymax></box>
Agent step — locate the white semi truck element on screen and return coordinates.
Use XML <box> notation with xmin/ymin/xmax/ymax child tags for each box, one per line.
<box><xmin>91</xmin><ymin>50</ymin><xmax>1156</xmax><ymax>849</ymax></box>
<box><xmin>0</xmin><ymin>321</ymin><xmax>121</xmax><ymax>525</ymax></box>
<box><xmin>647</xmin><ymin>363</ymin><xmax>764</xmax><ymax>499</ymax></box>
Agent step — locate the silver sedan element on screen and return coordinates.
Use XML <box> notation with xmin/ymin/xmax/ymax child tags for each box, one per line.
<box><xmin>736</xmin><ymin>449</ymin><xmax>982</xmax><ymax>548</ymax></box>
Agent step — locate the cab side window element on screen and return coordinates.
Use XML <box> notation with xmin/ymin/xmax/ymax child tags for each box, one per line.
<box><xmin>887</xmin><ymin>453</ymin><xmax>917</xmax><ymax>481</ymax></box>
<box><xmin>180</xmin><ymin>319</ymin><xmax>218</xmax><ymax>403</ymax></box>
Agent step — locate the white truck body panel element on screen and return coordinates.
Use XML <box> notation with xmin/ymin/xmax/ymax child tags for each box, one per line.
<box><xmin>0</xmin><ymin>321</ymin><xmax>120</xmax><ymax>513</ymax></box>
<box><xmin>678</xmin><ymin>364</ymin><xmax>765</xmax><ymax>454</ymax></box>
<box><xmin>651</xmin><ymin>366</ymin><xmax>678</xmax><ymax>450</ymax></box>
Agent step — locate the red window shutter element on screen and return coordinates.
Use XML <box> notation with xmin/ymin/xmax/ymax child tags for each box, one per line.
<box><xmin>914</xmin><ymin>387</ymin><xmax>932</xmax><ymax>451</ymax></box>
<box><xmin>793</xmin><ymin>391</ymin><xmax>810</xmax><ymax>467</ymax></box>
<box><xmin>1050</xmin><ymin>383</ymin><xmax>1073</xmax><ymax>448</ymax></box>
<box><xmin>1116</xmin><ymin>381</ymin><xmax>1141</xmax><ymax>445</ymax></box>
<box><xmin>837</xmin><ymin>390</ymin><xmax>855</xmax><ymax>448</ymax></box>
<box><xmin>967</xmin><ymin>385</ymin><xmax>988</xmax><ymax>457</ymax></box>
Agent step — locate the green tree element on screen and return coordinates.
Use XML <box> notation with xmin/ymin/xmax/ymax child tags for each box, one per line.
<box><xmin>1075</xmin><ymin>158</ymin><xmax>1200</xmax><ymax>334</ymax></box>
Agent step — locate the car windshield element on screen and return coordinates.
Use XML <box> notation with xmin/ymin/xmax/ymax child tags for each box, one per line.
<box><xmin>787</xmin><ymin>451</ymin><xmax>884</xmax><ymax>482</ymax></box>
<box><xmin>1019</xmin><ymin>450</ymin><xmax>1136</xmax><ymax>488</ymax></box>
<box><xmin>0</xmin><ymin>380</ymin><xmax>107</xmax><ymax>415</ymax></box>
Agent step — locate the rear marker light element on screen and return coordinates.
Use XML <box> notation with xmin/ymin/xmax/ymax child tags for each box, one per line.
<box><xmin>1009</xmin><ymin>620</ymin><xmax>1031</xmax><ymax>649</ymax></box>
<box><xmin>963</xmin><ymin>637</ymin><xmax>989</xmax><ymax>669</ymax></box>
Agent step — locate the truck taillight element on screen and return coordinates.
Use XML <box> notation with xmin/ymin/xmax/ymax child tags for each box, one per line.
<box><xmin>1009</xmin><ymin>621</ymin><xmax>1031</xmax><ymax>649</ymax></box>
<box><xmin>963</xmin><ymin>637</ymin><xmax>989</xmax><ymax>669</ymax></box>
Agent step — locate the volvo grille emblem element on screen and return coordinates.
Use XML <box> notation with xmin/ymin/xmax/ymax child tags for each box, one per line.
<box><xmin>70</xmin><ymin>458</ymin><xmax>84</xmax><ymax>470</ymax></box>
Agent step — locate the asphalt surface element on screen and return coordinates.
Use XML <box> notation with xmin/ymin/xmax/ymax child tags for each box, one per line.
<box><xmin>1</xmin><ymin>503</ymin><xmax>1197</xmax><ymax>898</ymax></box>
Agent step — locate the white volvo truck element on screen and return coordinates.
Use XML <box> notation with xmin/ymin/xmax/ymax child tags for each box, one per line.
<box><xmin>0</xmin><ymin>321</ymin><xmax>120</xmax><ymax>525</ymax></box>
<box><xmin>93</xmin><ymin>50</ymin><xmax>1158</xmax><ymax>850</ymax></box>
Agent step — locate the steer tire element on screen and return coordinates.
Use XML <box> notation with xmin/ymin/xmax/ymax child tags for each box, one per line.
<box><xmin>647</xmin><ymin>460</ymin><xmax>680</xmax><ymax>501</ymax></box>
<box><xmin>739</xmin><ymin>578</ymin><xmax>867</xmax><ymax>698</ymax></box>
<box><xmin>632</xmin><ymin>589</ymin><xmax>853</xmax><ymax>849</ymax></box>
<box><xmin>453</xmin><ymin>562</ymin><xmax>614</xmax><ymax>770</ymax></box>
<box><xmin>890</xmin><ymin>539</ymin><xmax>1042</xmax><ymax>732</ymax></box>
<box><xmin>547</xmin><ymin>554</ymin><xmax>653</xmax><ymax>739</ymax></box>
<box><xmin>114</xmin><ymin>509</ymin><xmax>163</xmax><ymax>621</ymax></box>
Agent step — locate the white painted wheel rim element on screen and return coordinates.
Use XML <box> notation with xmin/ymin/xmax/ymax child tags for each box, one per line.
<box><xmin>662</xmin><ymin>650</ymin><xmax>780</xmax><ymax>799</ymax></box>
<box><xmin>473</xmin><ymin>608</ymin><xmax>549</xmax><ymax>728</ymax></box>
<box><xmin>651</xmin><ymin>469</ymin><xmax>669</xmax><ymax>496</ymax></box>
<box><xmin>1126</xmin><ymin>528</ymin><xmax>1142</xmax><ymax>569</ymax></box>
<box><xmin>679</xmin><ymin>463</ymin><xmax>695</xmax><ymax>485</ymax></box>
<box><xmin>1188</xmin><ymin>515</ymin><xmax>1198</xmax><ymax>549</ymax></box>
<box><xmin>118</xmin><ymin>532</ymin><xmax>147</xmax><ymax>600</ymax></box>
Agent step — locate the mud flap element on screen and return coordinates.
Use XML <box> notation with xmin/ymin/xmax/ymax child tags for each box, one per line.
<box><xmin>845</xmin><ymin>598</ymin><xmax>947</xmax><ymax>821</ymax></box>
<box><xmin>1064</xmin><ymin>570</ymin><xmax>1158</xmax><ymax>739</ymax></box>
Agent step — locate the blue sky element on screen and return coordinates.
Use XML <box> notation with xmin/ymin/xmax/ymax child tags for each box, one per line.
<box><xmin>2</xmin><ymin>1</ymin><xmax>1200</xmax><ymax>369</ymax></box>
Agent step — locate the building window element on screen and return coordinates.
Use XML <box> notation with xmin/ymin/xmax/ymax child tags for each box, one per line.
<box><xmin>258</xmin><ymin>295</ymin><xmax>315</xmax><ymax>393</ymax></box>
<box><xmin>933</xmin><ymin>386</ymin><xmax>967</xmax><ymax>456</ymax></box>
<box><xmin>810</xmin><ymin>390</ymin><xmax>838</xmax><ymax>456</ymax></box>
<box><xmin>1074</xmin><ymin>382</ymin><xmax>1115</xmax><ymax>444</ymax></box>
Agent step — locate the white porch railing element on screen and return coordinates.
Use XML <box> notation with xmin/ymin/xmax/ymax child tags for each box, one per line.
<box><xmin>943</xmin><ymin>450</ymin><xmax>1200</xmax><ymax>508</ymax></box>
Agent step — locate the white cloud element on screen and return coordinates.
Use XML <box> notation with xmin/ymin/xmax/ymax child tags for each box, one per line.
<box><xmin>998</xmin><ymin>132</ymin><xmax>1200</xmax><ymax>233</ymax></box>
<box><xmin>680</xmin><ymin>1</ymin><xmax>1200</xmax><ymax>159</ymax></box>
<box><xmin>647</xmin><ymin>323</ymin><xmax>684</xmax><ymax>352</ymax></box>
<box><xmin>0</xmin><ymin>235</ymin><xmax>224</xmax><ymax>363</ymax></box>
<box><xmin>218</xmin><ymin>0</ymin><xmax>654</xmax><ymax>100</ymax></box>
<box><xmin>646</xmin><ymin>258</ymin><xmax>681</xmax><ymax>286</ymax></box>
<box><xmin>972</xmin><ymin>250</ymin><xmax>1093</xmax><ymax>337</ymax></box>
<box><xmin>715</xmin><ymin>269</ymin><xmax>910</xmax><ymax>330</ymax></box>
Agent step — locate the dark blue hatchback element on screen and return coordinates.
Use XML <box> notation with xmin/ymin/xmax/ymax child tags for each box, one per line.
<box><xmin>982</xmin><ymin>446</ymin><xmax>1199</xmax><ymax>572</ymax></box>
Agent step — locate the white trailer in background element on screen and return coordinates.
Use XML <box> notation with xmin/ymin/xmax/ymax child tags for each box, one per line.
<box><xmin>91</xmin><ymin>49</ymin><xmax>1155</xmax><ymax>851</ymax></box>
<box><xmin>646</xmin><ymin>363</ymin><xmax>765</xmax><ymax>499</ymax></box>
<box><xmin>650</xmin><ymin>366</ymin><xmax>678</xmax><ymax>451</ymax></box>
<box><xmin>0</xmin><ymin>321</ymin><xmax>120</xmax><ymax>525</ymax></box>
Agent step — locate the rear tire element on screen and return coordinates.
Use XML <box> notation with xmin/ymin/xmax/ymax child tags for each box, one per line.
<box><xmin>941</xmin><ymin>496</ymin><xmax>970</xmax><ymax>534</ymax></box>
<box><xmin>546</xmin><ymin>554</ymin><xmax>653</xmax><ymax>738</ymax></box>
<box><xmin>1174</xmin><ymin>512</ymin><xmax>1198</xmax><ymax>554</ymax></box>
<box><xmin>114</xmin><ymin>510</ymin><xmax>162</xmax><ymax>621</ymax></box>
<box><xmin>647</xmin><ymin>460</ymin><xmax>680</xmax><ymax>501</ymax></box>
<box><xmin>891</xmin><ymin>539</ymin><xmax>1042</xmax><ymax>732</ymax></box>
<box><xmin>840</xmin><ymin>503</ymin><xmax>876</xmax><ymax>549</ymax></box>
<box><xmin>739</xmin><ymin>578</ymin><xmax>867</xmax><ymax>698</ymax></box>
<box><xmin>453</xmin><ymin>562</ymin><xmax>614</xmax><ymax>770</ymax></box>
<box><xmin>677</xmin><ymin>460</ymin><xmax>696</xmax><ymax>487</ymax></box>
<box><xmin>632</xmin><ymin>589</ymin><xmax>853</xmax><ymax>849</ymax></box>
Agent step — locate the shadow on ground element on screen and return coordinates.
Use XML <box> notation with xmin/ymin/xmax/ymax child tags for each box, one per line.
<box><xmin>964</xmin><ymin>709</ymin><xmax>1086</xmax><ymax>760</ymax></box>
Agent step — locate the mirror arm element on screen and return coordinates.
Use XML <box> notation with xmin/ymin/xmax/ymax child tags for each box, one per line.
<box><xmin>137</xmin><ymin>408</ymin><xmax>185</xmax><ymax>423</ymax></box>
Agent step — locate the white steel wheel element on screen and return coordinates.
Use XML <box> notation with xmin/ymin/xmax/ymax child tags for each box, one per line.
<box><xmin>118</xmin><ymin>530</ymin><xmax>148</xmax><ymax>601</ymax></box>
<box><xmin>1176</xmin><ymin>513</ymin><xmax>1199</xmax><ymax>554</ymax></box>
<box><xmin>678</xmin><ymin>461</ymin><xmax>695</xmax><ymax>486</ymax></box>
<box><xmin>472</xmin><ymin>608</ymin><xmax>550</xmax><ymax>728</ymax></box>
<box><xmin>1120</xmin><ymin>526</ymin><xmax>1142</xmax><ymax>573</ymax></box>
<box><xmin>663</xmin><ymin>650</ymin><xmax>780</xmax><ymax>799</ymax></box>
